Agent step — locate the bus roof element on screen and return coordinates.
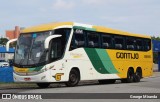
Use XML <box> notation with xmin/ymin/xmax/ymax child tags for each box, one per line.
<box><xmin>21</xmin><ymin>22</ymin><xmax>73</xmax><ymax>33</ymax></box>
<box><xmin>21</xmin><ymin>22</ymin><xmax>150</xmax><ymax>38</ymax></box>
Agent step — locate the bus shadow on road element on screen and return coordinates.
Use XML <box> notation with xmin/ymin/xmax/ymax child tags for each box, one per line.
<box><xmin>0</xmin><ymin>80</ymin><xmax>148</xmax><ymax>91</ymax></box>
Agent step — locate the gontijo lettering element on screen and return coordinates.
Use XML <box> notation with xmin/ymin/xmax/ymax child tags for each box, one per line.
<box><xmin>116</xmin><ymin>52</ymin><xmax>139</xmax><ymax>59</ymax></box>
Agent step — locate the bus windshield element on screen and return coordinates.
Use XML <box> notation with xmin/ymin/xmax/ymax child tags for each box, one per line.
<box><xmin>14</xmin><ymin>31</ymin><xmax>51</xmax><ymax>67</ymax></box>
<box><xmin>14</xmin><ymin>28</ymin><xmax>71</xmax><ymax>67</ymax></box>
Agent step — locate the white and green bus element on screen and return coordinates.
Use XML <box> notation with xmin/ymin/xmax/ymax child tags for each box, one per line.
<box><xmin>7</xmin><ymin>22</ymin><xmax>153</xmax><ymax>88</ymax></box>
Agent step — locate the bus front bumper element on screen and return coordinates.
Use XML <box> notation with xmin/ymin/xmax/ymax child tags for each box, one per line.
<box><xmin>13</xmin><ymin>70</ymin><xmax>53</xmax><ymax>82</ymax></box>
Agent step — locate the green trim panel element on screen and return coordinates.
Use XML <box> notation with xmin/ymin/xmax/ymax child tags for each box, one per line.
<box><xmin>28</xmin><ymin>66</ymin><xmax>44</xmax><ymax>72</ymax></box>
<box><xmin>84</xmin><ymin>48</ymin><xmax>118</xmax><ymax>74</ymax></box>
<box><xmin>73</xmin><ymin>26</ymin><xmax>96</xmax><ymax>31</ymax></box>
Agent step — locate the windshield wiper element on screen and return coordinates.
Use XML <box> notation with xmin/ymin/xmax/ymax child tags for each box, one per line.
<box><xmin>18</xmin><ymin>59</ymin><xmax>24</xmax><ymax>67</ymax></box>
<box><xmin>39</xmin><ymin>50</ymin><xmax>47</xmax><ymax>63</ymax></box>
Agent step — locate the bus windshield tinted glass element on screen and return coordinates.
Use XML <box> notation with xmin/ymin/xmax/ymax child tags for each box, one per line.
<box><xmin>14</xmin><ymin>31</ymin><xmax>51</xmax><ymax>66</ymax></box>
<box><xmin>14</xmin><ymin>28</ymin><xmax>71</xmax><ymax>67</ymax></box>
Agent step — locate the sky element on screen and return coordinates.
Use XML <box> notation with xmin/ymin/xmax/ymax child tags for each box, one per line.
<box><xmin>0</xmin><ymin>0</ymin><xmax>160</xmax><ymax>37</ymax></box>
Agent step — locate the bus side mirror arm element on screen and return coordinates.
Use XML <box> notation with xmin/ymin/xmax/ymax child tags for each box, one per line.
<box><xmin>6</xmin><ymin>39</ymin><xmax>17</xmax><ymax>52</ymax></box>
<box><xmin>44</xmin><ymin>35</ymin><xmax>62</xmax><ymax>49</ymax></box>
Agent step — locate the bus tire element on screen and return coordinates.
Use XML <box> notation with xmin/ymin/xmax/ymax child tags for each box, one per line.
<box><xmin>65</xmin><ymin>69</ymin><xmax>80</xmax><ymax>87</ymax></box>
<box><xmin>133</xmin><ymin>74</ymin><xmax>140</xmax><ymax>82</ymax></box>
<box><xmin>121</xmin><ymin>68</ymin><xmax>134</xmax><ymax>83</ymax></box>
<box><xmin>98</xmin><ymin>79</ymin><xmax>116</xmax><ymax>84</ymax></box>
<box><xmin>133</xmin><ymin>68</ymin><xmax>142</xmax><ymax>82</ymax></box>
<box><xmin>136</xmin><ymin>68</ymin><xmax>142</xmax><ymax>79</ymax></box>
<box><xmin>36</xmin><ymin>83</ymin><xmax>50</xmax><ymax>88</ymax></box>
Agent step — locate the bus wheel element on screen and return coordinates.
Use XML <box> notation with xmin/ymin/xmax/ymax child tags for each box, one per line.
<box><xmin>133</xmin><ymin>74</ymin><xmax>140</xmax><ymax>82</ymax></box>
<box><xmin>98</xmin><ymin>79</ymin><xmax>116</xmax><ymax>84</ymax></box>
<box><xmin>133</xmin><ymin>69</ymin><xmax>142</xmax><ymax>82</ymax></box>
<box><xmin>121</xmin><ymin>69</ymin><xmax>134</xmax><ymax>83</ymax></box>
<box><xmin>36</xmin><ymin>83</ymin><xmax>50</xmax><ymax>88</ymax></box>
<box><xmin>65</xmin><ymin>69</ymin><xmax>80</xmax><ymax>87</ymax></box>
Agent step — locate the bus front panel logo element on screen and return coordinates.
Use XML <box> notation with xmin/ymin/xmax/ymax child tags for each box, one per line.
<box><xmin>55</xmin><ymin>73</ymin><xmax>64</xmax><ymax>81</ymax></box>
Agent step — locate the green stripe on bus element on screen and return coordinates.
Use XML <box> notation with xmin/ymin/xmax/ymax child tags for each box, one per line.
<box><xmin>73</xmin><ymin>26</ymin><xmax>86</xmax><ymax>29</ymax></box>
<box><xmin>28</xmin><ymin>66</ymin><xmax>44</xmax><ymax>72</ymax></box>
<box><xmin>84</xmin><ymin>48</ymin><xmax>109</xmax><ymax>74</ymax></box>
<box><xmin>85</xmin><ymin>28</ymin><xmax>96</xmax><ymax>31</ymax></box>
<box><xmin>84</xmin><ymin>48</ymin><xmax>118</xmax><ymax>74</ymax></box>
<box><xmin>73</xmin><ymin>26</ymin><xmax>96</xmax><ymax>31</ymax></box>
<box><xmin>95</xmin><ymin>49</ymin><xmax>118</xmax><ymax>73</ymax></box>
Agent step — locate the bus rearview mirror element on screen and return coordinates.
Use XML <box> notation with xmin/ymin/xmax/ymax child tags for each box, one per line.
<box><xmin>44</xmin><ymin>35</ymin><xmax>62</xmax><ymax>49</ymax></box>
<box><xmin>6</xmin><ymin>38</ymin><xmax>17</xmax><ymax>52</ymax></box>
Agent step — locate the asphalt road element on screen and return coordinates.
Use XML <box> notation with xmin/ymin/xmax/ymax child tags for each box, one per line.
<box><xmin>0</xmin><ymin>72</ymin><xmax>160</xmax><ymax>102</ymax></box>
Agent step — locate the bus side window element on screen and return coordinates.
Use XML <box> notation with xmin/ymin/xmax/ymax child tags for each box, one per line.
<box><xmin>126</xmin><ymin>37</ymin><xmax>135</xmax><ymax>50</ymax></box>
<box><xmin>87</xmin><ymin>32</ymin><xmax>100</xmax><ymax>48</ymax></box>
<box><xmin>114</xmin><ymin>36</ymin><xmax>124</xmax><ymax>50</ymax></box>
<box><xmin>50</xmin><ymin>38</ymin><xmax>62</xmax><ymax>61</ymax></box>
<box><xmin>75</xmin><ymin>33</ymin><xmax>85</xmax><ymax>47</ymax></box>
<box><xmin>102</xmin><ymin>34</ymin><xmax>112</xmax><ymax>49</ymax></box>
<box><xmin>136</xmin><ymin>39</ymin><xmax>143</xmax><ymax>51</ymax></box>
<box><xmin>54</xmin><ymin>28</ymin><xmax>71</xmax><ymax>51</ymax></box>
<box><xmin>69</xmin><ymin>29</ymin><xmax>85</xmax><ymax>50</ymax></box>
<box><xmin>144</xmin><ymin>39</ymin><xmax>151</xmax><ymax>51</ymax></box>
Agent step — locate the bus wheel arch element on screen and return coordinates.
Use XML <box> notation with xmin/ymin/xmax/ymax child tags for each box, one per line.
<box><xmin>65</xmin><ymin>67</ymin><xmax>80</xmax><ymax>87</ymax></box>
<box><xmin>122</xmin><ymin>67</ymin><xmax>134</xmax><ymax>83</ymax></box>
